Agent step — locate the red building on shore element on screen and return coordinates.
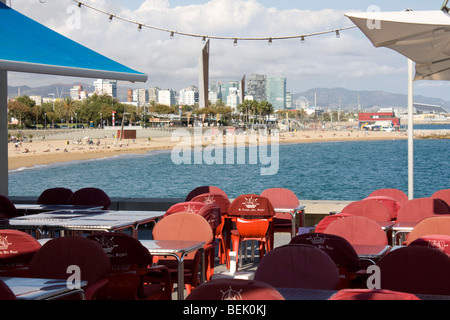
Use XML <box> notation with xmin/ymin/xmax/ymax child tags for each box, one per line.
<box><xmin>358</xmin><ymin>112</ymin><xmax>400</xmax><ymax>130</ymax></box>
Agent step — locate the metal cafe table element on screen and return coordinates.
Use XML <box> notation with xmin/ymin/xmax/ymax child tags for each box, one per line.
<box><xmin>353</xmin><ymin>244</ymin><xmax>392</xmax><ymax>264</ymax></box>
<box><xmin>14</xmin><ymin>204</ymin><xmax>103</xmax><ymax>215</ymax></box>
<box><xmin>0</xmin><ymin>277</ymin><xmax>87</xmax><ymax>300</ymax></box>
<box><xmin>140</xmin><ymin>239</ymin><xmax>205</xmax><ymax>300</ymax></box>
<box><xmin>0</xmin><ymin>210</ymin><xmax>165</xmax><ymax>239</ymax></box>
<box><xmin>274</xmin><ymin>204</ymin><xmax>306</xmax><ymax>237</ymax></box>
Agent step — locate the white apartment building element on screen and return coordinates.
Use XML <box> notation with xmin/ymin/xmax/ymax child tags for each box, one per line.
<box><xmin>179</xmin><ymin>86</ymin><xmax>199</xmax><ymax>106</ymax></box>
<box><xmin>94</xmin><ymin>79</ymin><xmax>117</xmax><ymax>98</ymax></box>
<box><xmin>158</xmin><ymin>89</ymin><xmax>176</xmax><ymax>107</ymax></box>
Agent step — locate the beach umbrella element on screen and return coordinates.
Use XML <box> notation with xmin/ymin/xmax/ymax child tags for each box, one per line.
<box><xmin>0</xmin><ymin>2</ymin><xmax>147</xmax><ymax>195</ymax></box>
<box><xmin>345</xmin><ymin>4</ymin><xmax>450</xmax><ymax>199</ymax></box>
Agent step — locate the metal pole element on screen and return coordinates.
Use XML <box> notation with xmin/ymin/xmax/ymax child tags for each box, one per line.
<box><xmin>407</xmin><ymin>59</ymin><xmax>414</xmax><ymax>200</ymax></box>
<box><xmin>0</xmin><ymin>70</ymin><xmax>8</xmax><ymax>196</ymax></box>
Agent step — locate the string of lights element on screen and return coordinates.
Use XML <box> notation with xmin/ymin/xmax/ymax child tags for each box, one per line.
<box><xmin>73</xmin><ymin>0</ymin><xmax>357</xmax><ymax>45</ymax></box>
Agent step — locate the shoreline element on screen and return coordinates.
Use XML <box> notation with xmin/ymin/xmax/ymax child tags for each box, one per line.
<box><xmin>7</xmin><ymin>130</ymin><xmax>411</xmax><ymax>170</ymax></box>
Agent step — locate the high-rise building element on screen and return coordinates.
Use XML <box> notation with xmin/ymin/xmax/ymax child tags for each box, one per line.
<box><xmin>179</xmin><ymin>86</ymin><xmax>199</xmax><ymax>106</ymax></box>
<box><xmin>266</xmin><ymin>76</ymin><xmax>286</xmax><ymax>110</ymax></box>
<box><xmin>148</xmin><ymin>87</ymin><xmax>159</xmax><ymax>103</ymax></box>
<box><xmin>247</xmin><ymin>74</ymin><xmax>266</xmax><ymax>102</ymax></box>
<box><xmin>158</xmin><ymin>89</ymin><xmax>175</xmax><ymax>107</ymax></box>
<box><xmin>221</xmin><ymin>81</ymin><xmax>240</xmax><ymax>107</ymax></box>
<box><xmin>94</xmin><ymin>79</ymin><xmax>117</xmax><ymax>99</ymax></box>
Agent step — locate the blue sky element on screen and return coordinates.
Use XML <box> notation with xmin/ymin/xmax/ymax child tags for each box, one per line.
<box><xmin>8</xmin><ymin>0</ymin><xmax>450</xmax><ymax>104</ymax></box>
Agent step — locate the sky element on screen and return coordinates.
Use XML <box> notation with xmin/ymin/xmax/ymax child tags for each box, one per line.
<box><xmin>6</xmin><ymin>0</ymin><xmax>450</xmax><ymax>103</ymax></box>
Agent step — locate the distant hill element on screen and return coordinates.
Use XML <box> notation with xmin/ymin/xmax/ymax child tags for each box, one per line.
<box><xmin>293</xmin><ymin>87</ymin><xmax>450</xmax><ymax>112</ymax></box>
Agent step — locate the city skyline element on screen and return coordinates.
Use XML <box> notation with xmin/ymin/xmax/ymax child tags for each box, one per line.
<box><xmin>6</xmin><ymin>0</ymin><xmax>450</xmax><ymax>103</ymax></box>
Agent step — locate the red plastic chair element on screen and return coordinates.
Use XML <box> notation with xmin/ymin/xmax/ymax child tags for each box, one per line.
<box><xmin>405</xmin><ymin>216</ymin><xmax>450</xmax><ymax>245</ymax></box>
<box><xmin>290</xmin><ymin>233</ymin><xmax>362</xmax><ymax>288</ymax></box>
<box><xmin>362</xmin><ymin>196</ymin><xmax>402</xmax><ymax>220</ymax></box>
<box><xmin>28</xmin><ymin>237</ymin><xmax>111</xmax><ymax>300</ymax></box>
<box><xmin>323</xmin><ymin>215</ymin><xmax>388</xmax><ymax>246</ymax></box>
<box><xmin>260</xmin><ymin>188</ymin><xmax>301</xmax><ymax>237</ymax></box>
<box><xmin>185</xmin><ymin>186</ymin><xmax>228</xmax><ymax>201</ymax></box>
<box><xmin>254</xmin><ymin>244</ymin><xmax>340</xmax><ymax>290</ymax></box>
<box><xmin>0</xmin><ymin>278</ymin><xmax>16</xmax><ymax>300</ymax></box>
<box><xmin>314</xmin><ymin>213</ymin><xmax>353</xmax><ymax>233</ymax></box>
<box><xmin>431</xmin><ymin>188</ymin><xmax>450</xmax><ymax>206</ymax></box>
<box><xmin>368</xmin><ymin>188</ymin><xmax>408</xmax><ymax>206</ymax></box>
<box><xmin>0</xmin><ymin>230</ymin><xmax>42</xmax><ymax>277</ymax></box>
<box><xmin>230</xmin><ymin>218</ymin><xmax>272</xmax><ymax>269</ymax></box>
<box><xmin>190</xmin><ymin>193</ymin><xmax>231</xmax><ymax>265</ymax></box>
<box><xmin>164</xmin><ymin>201</ymin><xmax>221</xmax><ymax>231</ymax></box>
<box><xmin>377</xmin><ymin>246</ymin><xmax>450</xmax><ymax>295</ymax></box>
<box><xmin>0</xmin><ymin>195</ymin><xmax>19</xmax><ymax>219</ymax></box>
<box><xmin>330</xmin><ymin>289</ymin><xmax>420</xmax><ymax>300</ymax></box>
<box><xmin>341</xmin><ymin>199</ymin><xmax>392</xmax><ymax>223</ymax></box>
<box><xmin>408</xmin><ymin>235</ymin><xmax>450</xmax><ymax>256</ymax></box>
<box><xmin>396</xmin><ymin>198</ymin><xmax>450</xmax><ymax>224</ymax></box>
<box><xmin>152</xmin><ymin>212</ymin><xmax>215</xmax><ymax>295</ymax></box>
<box><xmin>227</xmin><ymin>194</ymin><xmax>275</xmax><ymax>269</ymax></box>
<box><xmin>87</xmin><ymin>232</ymin><xmax>172</xmax><ymax>300</ymax></box>
<box><xmin>186</xmin><ymin>278</ymin><xmax>285</xmax><ymax>300</ymax></box>
<box><xmin>66</xmin><ymin>187</ymin><xmax>111</xmax><ymax>209</ymax></box>
<box><xmin>37</xmin><ymin>187</ymin><xmax>73</xmax><ymax>205</ymax></box>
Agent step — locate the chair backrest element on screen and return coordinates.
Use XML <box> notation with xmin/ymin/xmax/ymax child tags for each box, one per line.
<box><xmin>362</xmin><ymin>196</ymin><xmax>402</xmax><ymax>220</ymax></box>
<box><xmin>87</xmin><ymin>232</ymin><xmax>152</xmax><ymax>271</ymax></box>
<box><xmin>235</xmin><ymin>218</ymin><xmax>270</xmax><ymax>239</ymax></box>
<box><xmin>66</xmin><ymin>187</ymin><xmax>111</xmax><ymax>209</ymax></box>
<box><xmin>341</xmin><ymin>200</ymin><xmax>392</xmax><ymax>222</ymax></box>
<box><xmin>406</xmin><ymin>216</ymin><xmax>450</xmax><ymax>245</ymax></box>
<box><xmin>314</xmin><ymin>213</ymin><xmax>353</xmax><ymax>233</ymax></box>
<box><xmin>190</xmin><ymin>193</ymin><xmax>230</xmax><ymax>214</ymax></box>
<box><xmin>323</xmin><ymin>215</ymin><xmax>388</xmax><ymax>246</ymax></box>
<box><xmin>431</xmin><ymin>189</ymin><xmax>450</xmax><ymax>206</ymax></box>
<box><xmin>260</xmin><ymin>188</ymin><xmax>299</xmax><ymax>221</ymax></box>
<box><xmin>368</xmin><ymin>188</ymin><xmax>408</xmax><ymax>205</ymax></box>
<box><xmin>227</xmin><ymin>194</ymin><xmax>275</xmax><ymax>218</ymax></box>
<box><xmin>0</xmin><ymin>195</ymin><xmax>18</xmax><ymax>218</ymax></box>
<box><xmin>28</xmin><ymin>237</ymin><xmax>111</xmax><ymax>285</ymax></box>
<box><xmin>330</xmin><ymin>289</ymin><xmax>419</xmax><ymax>300</ymax></box>
<box><xmin>164</xmin><ymin>201</ymin><xmax>221</xmax><ymax>230</ymax></box>
<box><xmin>185</xmin><ymin>186</ymin><xmax>228</xmax><ymax>201</ymax></box>
<box><xmin>253</xmin><ymin>244</ymin><xmax>340</xmax><ymax>290</ymax></box>
<box><xmin>0</xmin><ymin>279</ymin><xmax>16</xmax><ymax>300</ymax></box>
<box><xmin>0</xmin><ymin>230</ymin><xmax>42</xmax><ymax>270</ymax></box>
<box><xmin>153</xmin><ymin>212</ymin><xmax>214</xmax><ymax>244</ymax></box>
<box><xmin>408</xmin><ymin>235</ymin><xmax>450</xmax><ymax>256</ymax></box>
<box><xmin>396</xmin><ymin>197</ymin><xmax>450</xmax><ymax>223</ymax></box>
<box><xmin>186</xmin><ymin>278</ymin><xmax>285</xmax><ymax>300</ymax></box>
<box><xmin>290</xmin><ymin>233</ymin><xmax>361</xmax><ymax>271</ymax></box>
<box><xmin>37</xmin><ymin>187</ymin><xmax>73</xmax><ymax>205</ymax></box>
<box><xmin>377</xmin><ymin>246</ymin><xmax>450</xmax><ymax>295</ymax></box>
<box><xmin>260</xmin><ymin>188</ymin><xmax>299</xmax><ymax>207</ymax></box>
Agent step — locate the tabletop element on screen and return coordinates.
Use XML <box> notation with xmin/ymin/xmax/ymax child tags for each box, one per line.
<box><xmin>353</xmin><ymin>244</ymin><xmax>391</xmax><ymax>259</ymax></box>
<box><xmin>140</xmin><ymin>239</ymin><xmax>205</xmax><ymax>254</ymax></box>
<box><xmin>0</xmin><ymin>277</ymin><xmax>87</xmax><ymax>300</ymax></box>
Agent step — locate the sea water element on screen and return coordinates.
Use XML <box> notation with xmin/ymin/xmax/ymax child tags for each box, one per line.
<box><xmin>8</xmin><ymin>138</ymin><xmax>449</xmax><ymax>201</ymax></box>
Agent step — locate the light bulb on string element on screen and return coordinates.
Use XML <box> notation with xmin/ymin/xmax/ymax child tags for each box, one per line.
<box><xmin>138</xmin><ymin>24</ymin><xmax>143</xmax><ymax>31</ymax></box>
<box><xmin>233</xmin><ymin>38</ymin><xmax>238</xmax><ymax>46</ymax></box>
<box><xmin>170</xmin><ymin>31</ymin><xmax>174</xmax><ymax>39</ymax></box>
<box><xmin>268</xmin><ymin>38</ymin><xmax>273</xmax><ymax>46</ymax></box>
<box><xmin>335</xmin><ymin>30</ymin><xmax>340</xmax><ymax>38</ymax></box>
<box><xmin>301</xmin><ymin>36</ymin><xmax>305</xmax><ymax>43</ymax></box>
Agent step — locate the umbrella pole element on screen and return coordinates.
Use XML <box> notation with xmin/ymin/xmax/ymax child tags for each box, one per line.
<box><xmin>0</xmin><ymin>70</ymin><xmax>8</xmax><ymax>196</ymax></box>
<box><xmin>407</xmin><ymin>59</ymin><xmax>414</xmax><ymax>200</ymax></box>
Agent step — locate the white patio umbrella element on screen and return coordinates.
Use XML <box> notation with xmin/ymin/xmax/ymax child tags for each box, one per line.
<box><xmin>0</xmin><ymin>2</ymin><xmax>147</xmax><ymax>195</ymax></box>
<box><xmin>345</xmin><ymin>6</ymin><xmax>450</xmax><ymax>199</ymax></box>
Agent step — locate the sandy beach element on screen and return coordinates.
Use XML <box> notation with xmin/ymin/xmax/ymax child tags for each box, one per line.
<box><xmin>8</xmin><ymin>129</ymin><xmax>408</xmax><ymax>170</ymax></box>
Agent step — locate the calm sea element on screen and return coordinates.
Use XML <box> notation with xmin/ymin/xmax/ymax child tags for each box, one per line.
<box><xmin>8</xmin><ymin>134</ymin><xmax>449</xmax><ymax>201</ymax></box>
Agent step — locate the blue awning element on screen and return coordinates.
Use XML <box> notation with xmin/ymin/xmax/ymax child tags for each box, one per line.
<box><xmin>0</xmin><ymin>3</ymin><xmax>147</xmax><ymax>82</ymax></box>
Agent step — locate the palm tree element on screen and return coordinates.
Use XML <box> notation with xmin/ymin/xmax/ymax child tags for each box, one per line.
<box><xmin>61</xmin><ymin>97</ymin><xmax>76</xmax><ymax>126</ymax></box>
